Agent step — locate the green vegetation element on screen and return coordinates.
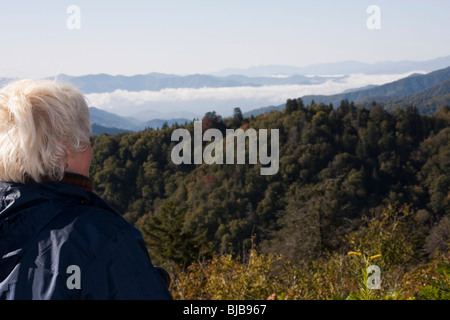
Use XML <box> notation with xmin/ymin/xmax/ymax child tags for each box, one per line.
<box><xmin>299</xmin><ymin>66</ymin><xmax>450</xmax><ymax>115</ymax></box>
<box><xmin>90</xmin><ymin>99</ymin><xmax>449</xmax><ymax>299</ymax></box>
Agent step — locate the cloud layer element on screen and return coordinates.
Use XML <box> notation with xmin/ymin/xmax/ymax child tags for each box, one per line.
<box><xmin>85</xmin><ymin>72</ymin><xmax>424</xmax><ymax>120</ymax></box>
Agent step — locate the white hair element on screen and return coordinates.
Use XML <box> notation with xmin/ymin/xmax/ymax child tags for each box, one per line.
<box><xmin>0</xmin><ymin>79</ymin><xmax>92</xmax><ymax>183</ymax></box>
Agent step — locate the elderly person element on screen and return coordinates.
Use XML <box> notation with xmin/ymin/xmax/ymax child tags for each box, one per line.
<box><xmin>0</xmin><ymin>79</ymin><xmax>172</xmax><ymax>300</ymax></box>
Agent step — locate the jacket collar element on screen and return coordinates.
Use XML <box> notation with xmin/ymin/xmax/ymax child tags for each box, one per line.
<box><xmin>61</xmin><ymin>172</ymin><xmax>94</xmax><ymax>192</ymax></box>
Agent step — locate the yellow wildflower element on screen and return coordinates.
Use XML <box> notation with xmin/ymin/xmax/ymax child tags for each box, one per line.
<box><xmin>369</xmin><ymin>254</ymin><xmax>382</xmax><ymax>261</ymax></box>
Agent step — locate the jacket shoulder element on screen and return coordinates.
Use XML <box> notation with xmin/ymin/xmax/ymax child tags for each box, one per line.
<box><xmin>48</xmin><ymin>194</ymin><xmax>140</xmax><ymax>258</ymax></box>
<box><xmin>55</xmin><ymin>202</ymin><xmax>172</xmax><ymax>299</ymax></box>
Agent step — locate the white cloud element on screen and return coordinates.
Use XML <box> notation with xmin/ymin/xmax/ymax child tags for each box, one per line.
<box><xmin>85</xmin><ymin>71</ymin><xmax>425</xmax><ymax>120</ymax></box>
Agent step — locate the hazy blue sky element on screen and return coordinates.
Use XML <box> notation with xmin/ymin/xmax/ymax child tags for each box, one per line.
<box><xmin>0</xmin><ymin>0</ymin><xmax>449</xmax><ymax>78</ymax></box>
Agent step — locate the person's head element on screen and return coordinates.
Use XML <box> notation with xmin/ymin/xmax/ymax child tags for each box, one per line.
<box><xmin>0</xmin><ymin>78</ymin><xmax>92</xmax><ymax>183</ymax></box>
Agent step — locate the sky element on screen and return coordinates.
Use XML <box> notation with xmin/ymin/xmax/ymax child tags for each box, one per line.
<box><xmin>0</xmin><ymin>0</ymin><xmax>449</xmax><ymax>79</ymax></box>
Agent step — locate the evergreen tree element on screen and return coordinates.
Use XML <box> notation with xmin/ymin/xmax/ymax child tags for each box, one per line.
<box><xmin>142</xmin><ymin>200</ymin><xmax>207</xmax><ymax>267</ymax></box>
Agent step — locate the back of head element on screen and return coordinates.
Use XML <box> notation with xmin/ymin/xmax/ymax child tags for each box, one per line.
<box><xmin>0</xmin><ymin>79</ymin><xmax>92</xmax><ymax>184</ymax></box>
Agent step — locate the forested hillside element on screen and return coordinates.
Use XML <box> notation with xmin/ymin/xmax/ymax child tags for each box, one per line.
<box><xmin>89</xmin><ymin>100</ymin><xmax>449</xmax><ymax>299</ymax></box>
<box><xmin>299</xmin><ymin>66</ymin><xmax>450</xmax><ymax>115</ymax></box>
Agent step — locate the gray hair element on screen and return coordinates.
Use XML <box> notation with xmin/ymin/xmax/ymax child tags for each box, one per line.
<box><xmin>0</xmin><ymin>79</ymin><xmax>92</xmax><ymax>183</ymax></box>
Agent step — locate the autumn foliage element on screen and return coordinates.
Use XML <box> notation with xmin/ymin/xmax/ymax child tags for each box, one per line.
<box><xmin>90</xmin><ymin>101</ymin><xmax>450</xmax><ymax>300</ymax></box>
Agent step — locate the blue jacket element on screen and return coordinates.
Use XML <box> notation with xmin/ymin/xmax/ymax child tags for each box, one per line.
<box><xmin>0</xmin><ymin>179</ymin><xmax>173</xmax><ymax>300</ymax></box>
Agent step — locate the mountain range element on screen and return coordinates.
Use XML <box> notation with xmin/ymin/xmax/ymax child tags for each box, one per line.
<box><xmin>53</xmin><ymin>56</ymin><xmax>450</xmax><ymax>94</ymax></box>
<box><xmin>244</xmin><ymin>66</ymin><xmax>450</xmax><ymax>117</ymax></box>
<box><xmin>210</xmin><ymin>55</ymin><xmax>450</xmax><ymax>77</ymax></box>
<box><xmin>89</xmin><ymin>107</ymin><xmax>191</xmax><ymax>134</ymax></box>
<box><xmin>89</xmin><ymin>65</ymin><xmax>450</xmax><ymax>134</ymax></box>
<box><xmin>1</xmin><ymin>56</ymin><xmax>449</xmax><ymax>134</ymax></box>
<box><xmin>57</xmin><ymin>72</ymin><xmax>342</xmax><ymax>94</ymax></box>
<box><xmin>211</xmin><ymin>56</ymin><xmax>450</xmax><ymax>77</ymax></box>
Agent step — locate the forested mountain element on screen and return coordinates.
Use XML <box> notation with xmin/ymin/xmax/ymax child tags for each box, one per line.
<box><xmin>91</xmin><ymin>123</ymin><xmax>132</xmax><ymax>135</ymax></box>
<box><xmin>247</xmin><ymin>66</ymin><xmax>450</xmax><ymax>117</ymax></box>
<box><xmin>382</xmin><ymin>78</ymin><xmax>450</xmax><ymax>114</ymax></box>
<box><xmin>89</xmin><ymin>106</ymin><xmax>139</xmax><ymax>130</ymax></box>
<box><xmin>300</xmin><ymin>66</ymin><xmax>450</xmax><ymax>114</ymax></box>
<box><xmin>90</xmin><ymin>99</ymin><xmax>449</xmax><ymax>276</ymax></box>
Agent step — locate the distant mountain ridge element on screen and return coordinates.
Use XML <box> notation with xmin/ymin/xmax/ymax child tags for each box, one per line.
<box><xmin>50</xmin><ymin>55</ymin><xmax>450</xmax><ymax>95</ymax></box>
<box><xmin>89</xmin><ymin>106</ymin><xmax>191</xmax><ymax>134</ymax></box>
<box><xmin>2</xmin><ymin>56</ymin><xmax>448</xmax><ymax>134</ymax></box>
<box><xmin>300</xmin><ymin>66</ymin><xmax>450</xmax><ymax>113</ymax></box>
<box><xmin>211</xmin><ymin>55</ymin><xmax>450</xmax><ymax>77</ymax></box>
<box><xmin>56</xmin><ymin>73</ymin><xmax>340</xmax><ymax>94</ymax></box>
<box><xmin>91</xmin><ymin>123</ymin><xmax>133</xmax><ymax>135</ymax></box>
<box><xmin>381</xmin><ymin>78</ymin><xmax>450</xmax><ymax>114</ymax></box>
<box><xmin>90</xmin><ymin>65</ymin><xmax>450</xmax><ymax>134</ymax></box>
<box><xmin>245</xmin><ymin>66</ymin><xmax>450</xmax><ymax>116</ymax></box>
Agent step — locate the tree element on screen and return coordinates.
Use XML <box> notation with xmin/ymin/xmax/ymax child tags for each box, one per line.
<box><xmin>232</xmin><ymin>107</ymin><xmax>244</xmax><ymax>127</ymax></box>
<box><xmin>285</xmin><ymin>99</ymin><xmax>298</xmax><ymax>114</ymax></box>
<box><xmin>142</xmin><ymin>200</ymin><xmax>207</xmax><ymax>267</ymax></box>
<box><xmin>202</xmin><ymin>111</ymin><xmax>226</xmax><ymax>134</ymax></box>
